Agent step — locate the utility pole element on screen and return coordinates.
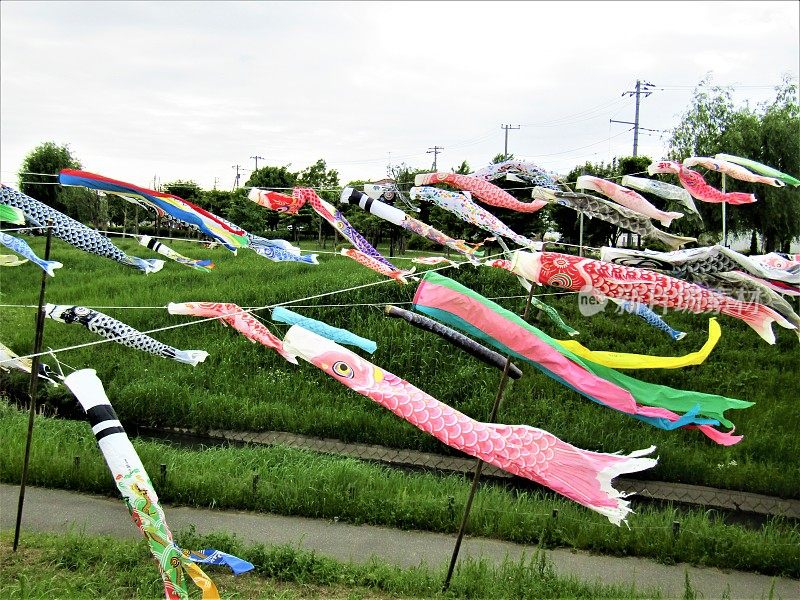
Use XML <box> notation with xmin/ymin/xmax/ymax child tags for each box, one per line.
<box><xmin>427</xmin><ymin>146</ymin><xmax>444</xmax><ymax>171</ymax></box>
<box><xmin>250</xmin><ymin>155</ymin><xmax>265</xmax><ymax>171</ymax></box>
<box><xmin>213</xmin><ymin>177</ymin><xmax>219</xmax><ymax>190</ymax></box>
<box><xmin>610</xmin><ymin>80</ymin><xmax>655</xmax><ymax>157</ymax></box>
<box><xmin>500</xmin><ymin>124</ymin><xmax>520</xmax><ymax>158</ymax></box>
<box><xmin>232</xmin><ymin>164</ymin><xmax>242</xmax><ymax>190</ymax></box>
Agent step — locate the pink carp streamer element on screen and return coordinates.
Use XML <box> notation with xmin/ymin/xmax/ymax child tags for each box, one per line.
<box><xmin>167</xmin><ymin>302</ymin><xmax>297</xmax><ymax>364</ymax></box>
<box><xmin>648</xmin><ymin>161</ymin><xmax>757</xmax><ymax>204</ymax></box>
<box><xmin>683</xmin><ymin>156</ymin><xmax>785</xmax><ymax>187</ymax></box>
<box><xmin>414</xmin><ymin>172</ymin><xmax>548</xmax><ymax>213</ymax></box>
<box><xmin>509</xmin><ymin>251</ymin><xmax>795</xmax><ymax>345</ymax></box>
<box><xmin>752</xmin><ymin>253</ymin><xmax>800</xmax><ymax>272</ymax></box>
<box><xmin>576</xmin><ymin>175</ymin><xmax>683</xmax><ymax>227</ymax></box>
<box><xmin>283</xmin><ymin>325</ymin><xmax>657</xmax><ymax>525</ymax></box>
<box><xmin>340</xmin><ymin>248</ymin><xmax>415</xmax><ymax>284</ymax></box>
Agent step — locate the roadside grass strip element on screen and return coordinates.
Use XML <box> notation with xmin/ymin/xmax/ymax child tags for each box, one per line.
<box><xmin>1</xmin><ymin>529</ymin><xmax>660</xmax><ymax>599</ymax></box>
<box><xmin>1</xmin><ymin>405</ymin><xmax>798</xmax><ymax>579</ymax></box>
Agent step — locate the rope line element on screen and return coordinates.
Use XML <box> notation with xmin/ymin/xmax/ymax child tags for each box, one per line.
<box><xmin>0</xmin><ymin>291</ymin><xmax>578</xmax><ymax>312</ymax></box>
<box><xmin>14</xmin><ymin>168</ymin><xmax>653</xmax><ymax>193</ymax></box>
<box><xmin>1</xmin><ymin>250</ymin><xmax>517</xmax><ymax>364</ymax></box>
<box><xmin>1</xmin><ymin>223</ymin><xmax>601</xmax><ymax>254</ymax></box>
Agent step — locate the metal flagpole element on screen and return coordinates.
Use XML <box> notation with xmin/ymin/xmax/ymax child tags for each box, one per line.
<box><xmin>721</xmin><ymin>173</ymin><xmax>727</xmax><ymax>247</ymax></box>
<box><xmin>442</xmin><ymin>284</ymin><xmax>534</xmax><ymax>591</ymax></box>
<box><xmin>13</xmin><ymin>221</ymin><xmax>54</xmax><ymax>551</ymax></box>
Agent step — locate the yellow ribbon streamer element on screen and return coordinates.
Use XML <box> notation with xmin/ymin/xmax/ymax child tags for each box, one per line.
<box><xmin>182</xmin><ymin>560</ymin><xmax>220</xmax><ymax>600</ymax></box>
<box><xmin>556</xmin><ymin>318</ymin><xmax>721</xmax><ymax>369</ymax></box>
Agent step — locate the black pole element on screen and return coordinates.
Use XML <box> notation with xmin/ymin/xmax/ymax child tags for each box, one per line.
<box><xmin>442</xmin><ymin>284</ymin><xmax>535</xmax><ymax>590</ymax></box>
<box><xmin>13</xmin><ymin>221</ymin><xmax>54</xmax><ymax>551</ymax></box>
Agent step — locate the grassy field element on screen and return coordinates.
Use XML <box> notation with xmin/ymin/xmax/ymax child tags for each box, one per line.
<box><xmin>1</xmin><ymin>234</ymin><xmax>798</xmax><ymax>499</ymax></box>
<box><xmin>1</xmin><ymin>528</ymin><xmax>671</xmax><ymax>599</ymax></box>
<box><xmin>2</xmin><ymin>405</ymin><xmax>798</xmax><ymax>578</ymax></box>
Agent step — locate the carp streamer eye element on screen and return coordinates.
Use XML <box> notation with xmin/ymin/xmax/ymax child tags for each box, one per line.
<box><xmin>332</xmin><ymin>361</ymin><xmax>354</xmax><ymax>379</ymax></box>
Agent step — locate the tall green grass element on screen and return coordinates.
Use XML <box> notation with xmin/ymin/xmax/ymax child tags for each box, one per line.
<box><xmin>1</xmin><ymin>529</ymin><xmax>660</xmax><ymax>599</ymax></box>
<box><xmin>1</xmin><ymin>235</ymin><xmax>798</xmax><ymax>498</ymax></box>
<box><xmin>2</xmin><ymin>406</ymin><xmax>798</xmax><ymax>578</ymax></box>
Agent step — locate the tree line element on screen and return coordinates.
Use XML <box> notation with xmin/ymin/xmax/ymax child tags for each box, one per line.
<box><xmin>15</xmin><ymin>77</ymin><xmax>799</xmax><ymax>253</ymax></box>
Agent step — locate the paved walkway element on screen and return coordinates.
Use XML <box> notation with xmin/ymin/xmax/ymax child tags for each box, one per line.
<box><xmin>2</xmin><ymin>484</ymin><xmax>796</xmax><ymax>599</ymax></box>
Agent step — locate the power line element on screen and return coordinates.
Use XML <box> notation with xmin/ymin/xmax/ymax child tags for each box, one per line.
<box><xmin>250</xmin><ymin>155</ymin><xmax>265</xmax><ymax>171</ymax></box>
<box><xmin>520</xmin><ymin>127</ymin><xmax>634</xmax><ymax>159</ymax></box>
<box><xmin>520</xmin><ymin>98</ymin><xmax>628</xmax><ymax>127</ymax></box>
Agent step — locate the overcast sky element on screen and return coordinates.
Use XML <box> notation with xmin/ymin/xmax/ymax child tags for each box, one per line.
<box><xmin>1</xmin><ymin>1</ymin><xmax>797</xmax><ymax>192</ymax></box>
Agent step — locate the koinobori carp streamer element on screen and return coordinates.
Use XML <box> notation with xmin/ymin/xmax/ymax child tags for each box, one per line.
<box><xmin>272</xmin><ymin>306</ymin><xmax>377</xmax><ymax>354</ymax></box>
<box><xmin>246</xmin><ymin>233</ymin><xmax>319</xmax><ymax>265</ymax></box>
<box><xmin>1</xmin><ymin>186</ymin><xmax>164</xmax><ymax>274</ymax></box>
<box><xmin>283</xmin><ymin>324</ymin><xmax>657</xmax><ymax>526</ymax></box>
<box><xmin>341</xmin><ymin>186</ymin><xmax>483</xmax><ymax>264</ymax></box>
<box><xmin>600</xmin><ymin>245</ymin><xmax>800</xmax><ymax>289</ymax></box>
<box><xmin>683</xmin><ymin>156</ymin><xmax>786</xmax><ymax>187</ymax></box>
<box><xmin>620</xmin><ymin>175</ymin><xmax>701</xmax><ymax>218</ymax></box>
<box><xmin>415</xmin><ymin>172</ymin><xmax>548</xmax><ymax>213</ymax></box>
<box><xmin>0</xmin><ymin>232</ymin><xmax>63</xmax><ymax>276</ymax></box>
<box><xmin>470</xmin><ymin>159</ymin><xmax>561</xmax><ymax>190</ymax></box>
<box><xmin>412</xmin><ymin>272</ymin><xmax>753</xmax><ymax>445</ymax></box>
<box><xmin>611</xmin><ymin>299</ymin><xmax>687</xmax><ymax>341</ymax></box>
<box><xmin>532</xmin><ymin>188</ymin><xmax>696</xmax><ymax>250</ymax></box>
<box><xmin>167</xmin><ymin>302</ymin><xmax>298</xmax><ymax>364</ymax></box>
<box><xmin>139</xmin><ymin>235</ymin><xmax>214</xmax><ymax>272</ymax></box>
<box><xmin>510</xmin><ymin>250</ymin><xmax>795</xmax><ymax>344</ymax></box>
<box><xmin>59</xmin><ymin>169</ymin><xmax>249</xmax><ymax>252</ymax></box>
<box><xmin>45</xmin><ymin>304</ymin><xmax>208</xmax><ymax>365</ymax></box>
<box><xmin>383</xmin><ymin>304</ymin><xmax>523</xmax><ymax>379</ymax></box>
<box><xmin>63</xmin><ymin>369</ymin><xmax>253</xmax><ymax>599</ymax></box>
<box><xmin>576</xmin><ymin>175</ymin><xmax>684</xmax><ymax>227</ymax></box>
<box><xmin>647</xmin><ymin>161</ymin><xmax>757</xmax><ymax>204</ymax></box>
<box><xmin>0</xmin><ymin>255</ymin><xmax>28</xmax><ymax>267</ymax></box>
<box><xmin>0</xmin><ymin>340</ymin><xmax>59</xmax><ymax>385</ymax></box>
<box><xmin>410</xmin><ymin>186</ymin><xmax>541</xmax><ymax>250</ymax></box>
<box><xmin>0</xmin><ymin>204</ymin><xmax>26</xmax><ymax>224</ymax></box>
<box><xmin>340</xmin><ymin>248</ymin><xmax>416</xmax><ymax>284</ymax></box>
<box><xmin>714</xmin><ymin>153</ymin><xmax>800</xmax><ymax>187</ymax></box>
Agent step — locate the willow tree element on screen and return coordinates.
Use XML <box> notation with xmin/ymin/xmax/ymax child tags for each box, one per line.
<box><xmin>667</xmin><ymin>76</ymin><xmax>800</xmax><ymax>251</ymax></box>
